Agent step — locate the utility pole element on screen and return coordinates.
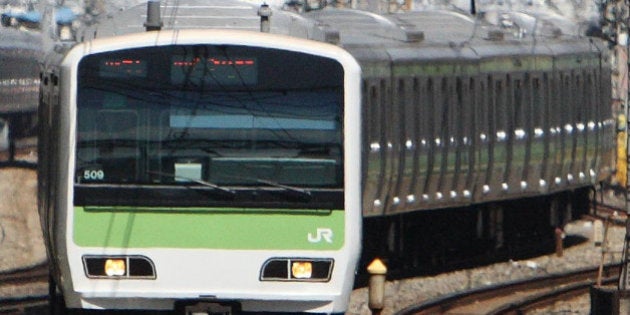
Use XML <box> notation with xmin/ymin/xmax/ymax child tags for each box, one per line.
<box><xmin>592</xmin><ymin>1</ymin><xmax>630</xmax><ymax>313</ymax></box>
<box><xmin>603</xmin><ymin>0</ymin><xmax>630</xmax><ymax>291</ymax></box>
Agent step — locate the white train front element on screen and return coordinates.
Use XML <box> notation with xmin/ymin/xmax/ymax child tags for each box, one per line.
<box><xmin>38</xmin><ymin>0</ymin><xmax>615</xmax><ymax>313</ymax></box>
<box><xmin>38</xmin><ymin>1</ymin><xmax>362</xmax><ymax>313</ymax></box>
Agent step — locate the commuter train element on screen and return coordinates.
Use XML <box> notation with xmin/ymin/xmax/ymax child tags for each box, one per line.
<box><xmin>38</xmin><ymin>0</ymin><xmax>614</xmax><ymax>313</ymax></box>
<box><xmin>0</xmin><ymin>28</ymin><xmax>41</xmax><ymax>147</ymax></box>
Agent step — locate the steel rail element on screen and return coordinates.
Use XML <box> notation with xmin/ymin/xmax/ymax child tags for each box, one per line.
<box><xmin>395</xmin><ymin>263</ymin><xmax>620</xmax><ymax>315</ymax></box>
<box><xmin>0</xmin><ymin>295</ymin><xmax>48</xmax><ymax>314</ymax></box>
<box><xmin>487</xmin><ymin>275</ymin><xmax>617</xmax><ymax>314</ymax></box>
<box><xmin>0</xmin><ymin>262</ymin><xmax>49</xmax><ymax>313</ymax></box>
<box><xmin>0</xmin><ymin>262</ymin><xmax>48</xmax><ymax>285</ymax></box>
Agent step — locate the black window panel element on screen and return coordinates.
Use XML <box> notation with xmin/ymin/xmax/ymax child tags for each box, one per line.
<box><xmin>129</xmin><ymin>258</ymin><xmax>155</xmax><ymax>277</ymax></box>
<box><xmin>75</xmin><ymin>45</ymin><xmax>345</xmax><ymax>206</ymax></box>
<box><xmin>262</xmin><ymin>260</ymin><xmax>289</xmax><ymax>279</ymax></box>
<box><xmin>310</xmin><ymin>260</ymin><xmax>333</xmax><ymax>279</ymax></box>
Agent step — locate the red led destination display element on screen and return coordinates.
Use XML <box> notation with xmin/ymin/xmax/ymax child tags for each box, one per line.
<box><xmin>99</xmin><ymin>59</ymin><xmax>147</xmax><ymax>78</ymax></box>
<box><xmin>171</xmin><ymin>56</ymin><xmax>257</xmax><ymax>86</ymax></box>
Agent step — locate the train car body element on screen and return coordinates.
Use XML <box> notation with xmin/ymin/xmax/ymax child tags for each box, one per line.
<box><xmin>39</xmin><ymin>1</ymin><xmax>362</xmax><ymax>313</ymax></box>
<box><xmin>38</xmin><ymin>0</ymin><xmax>613</xmax><ymax>313</ymax></box>
<box><xmin>324</xmin><ymin>10</ymin><xmax>614</xmax><ymax>216</ymax></box>
<box><xmin>0</xmin><ymin>28</ymin><xmax>40</xmax><ymax>115</ymax></box>
<box><xmin>0</xmin><ymin>28</ymin><xmax>41</xmax><ymax>151</ymax></box>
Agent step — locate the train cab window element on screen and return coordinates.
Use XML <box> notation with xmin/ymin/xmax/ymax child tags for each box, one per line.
<box><xmin>75</xmin><ymin>45</ymin><xmax>345</xmax><ymax>190</ymax></box>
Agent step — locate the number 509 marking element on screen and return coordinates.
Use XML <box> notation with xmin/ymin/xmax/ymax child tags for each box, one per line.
<box><xmin>83</xmin><ymin>169</ymin><xmax>105</xmax><ymax>181</ymax></box>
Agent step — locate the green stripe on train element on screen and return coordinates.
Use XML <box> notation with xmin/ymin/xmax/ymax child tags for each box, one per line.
<box><xmin>73</xmin><ymin>206</ymin><xmax>345</xmax><ymax>250</ymax></box>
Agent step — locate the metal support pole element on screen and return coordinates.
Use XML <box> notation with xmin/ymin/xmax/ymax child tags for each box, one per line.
<box><xmin>618</xmin><ymin>0</ymin><xmax>630</xmax><ymax>290</ymax></box>
<box><xmin>597</xmin><ymin>218</ymin><xmax>611</xmax><ymax>287</ymax></box>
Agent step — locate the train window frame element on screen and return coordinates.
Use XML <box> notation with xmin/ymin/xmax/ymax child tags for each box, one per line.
<box><xmin>75</xmin><ymin>45</ymin><xmax>346</xmax><ymax>191</ymax></box>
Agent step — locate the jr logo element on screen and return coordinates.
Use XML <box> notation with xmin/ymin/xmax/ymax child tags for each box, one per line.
<box><xmin>308</xmin><ymin>228</ymin><xmax>334</xmax><ymax>243</ymax></box>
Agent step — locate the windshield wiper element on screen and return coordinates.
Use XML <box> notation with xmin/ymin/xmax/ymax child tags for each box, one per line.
<box><xmin>146</xmin><ymin>170</ymin><xmax>236</xmax><ymax>196</ymax></box>
<box><xmin>256</xmin><ymin>178</ymin><xmax>312</xmax><ymax>201</ymax></box>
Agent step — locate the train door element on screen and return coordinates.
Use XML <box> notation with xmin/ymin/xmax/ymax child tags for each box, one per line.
<box><xmin>485</xmin><ymin>73</ymin><xmax>509</xmax><ymax>200</ymax></box>
<box><xmin>508</xmin><ymin>73</ymin><xmax>529</xmax><ymax>194</ymax></box>
<box><xmin>440</xmin><ymin>75</ymin><xmax>457</xmax><ymax>204</ymax></box>
<box><xmin>571</xmin><ymin>70</ymin><xmax>588</xmax><ymax>184</ymax></box>
<box><xmin>538</xmin><ymin>72</ymin><xmax>556</xmax><ymax>191</ymax></box>
<box><xmin>385</xmin><ymin>75</ymin><xmax>408</xmax><ymax>213</ymax></box>
<box><xmin>451</xmin><ymin>76</ymin><xmax>475</xmax><ymax>203</ymax></box>
<box><xmin>425</xmin><ymin>76</ymin><xmax>452</xmax><ymax>204</ymax></box>
<box><xmin>584</xmin><ymin>70</ymin><xmax>599</xmax><ymax>178</ymax></box>
<box><xmin>527</xmin><ymin>73</ymin><xmax>547</xmax><ymax>193</ymax></box>
<box><xmin>548</xmin><ymin>68</ymin><xmax>564</xmax><ymax>192</ymax></box>
<box><xmin>390</xmin><ymin>75</ymin><xmax>419</xmax><ymax>213</ymax></box>
<box><xmin>475</xmin><ymin>75</ymin><xmax>491</xmax><ymax>201</ymax></box>
<box><xmin>416</xmin><ymin>76</ymin><xmax>432</xmax><ymax>207</ymax></box>
<box><xmin>420</xmin><ymin>76</ymin><xmax>439</xmax><ymax>204</ymax></box>
<box><xmin>362</xmin><ymin>77</ymin><xmax>389</xmax><ymax>216</ymax></box>
<box><xmin>558</xmin><ymin>70</ymin><xmax>574</xmax><ymax>189</ymax></box>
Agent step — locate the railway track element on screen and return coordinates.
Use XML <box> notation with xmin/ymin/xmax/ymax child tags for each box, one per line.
<box><xmin>0</xmin><ymin>263</ymin><xmax>48</xmax><ymax>285</ymax></box>
<box><xmin>0</xmin><ymin>295</ymin><xmax>48</xmax><ymax>314</ymax></box>
<box><xmin>0</xmin><ymin>263</ymin><xmax>48</xmax><ymax>314</ymax></box>
<box><xmin>395</xmin><ymin>263</ymin><xmax>621</xmax><ymax>315</ymax></box>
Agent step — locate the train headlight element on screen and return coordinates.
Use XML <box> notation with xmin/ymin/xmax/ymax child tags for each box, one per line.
<box><xmin>105</xmin><ymin>259</ymin><xmax>126</xmax><ymax>276</ymax></box>
<box><xmin>83</xmin><ymin>255</ymin><xmax>156</xmax><ymax>279</ymax></box>
<box><xmin>261</xmin><ymin>258</ymin><xmax>333</xmax><ymax>282</ymax></box>
<box><xmin>291</xmin><ymin>261</ymin><xmax>313</xmax><ymax>279</ymax></box>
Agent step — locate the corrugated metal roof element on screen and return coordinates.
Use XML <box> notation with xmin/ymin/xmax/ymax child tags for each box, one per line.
<box><xmin>73</xmin><ymin>0</ymin><xmax>600</xmax><ymax>64</ymax></box>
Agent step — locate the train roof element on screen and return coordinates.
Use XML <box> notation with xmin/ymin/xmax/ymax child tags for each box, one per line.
<box><xmin>69</xmin><ymin>0</ymin><xmax>605</xmax><ymax>66</ymax></box>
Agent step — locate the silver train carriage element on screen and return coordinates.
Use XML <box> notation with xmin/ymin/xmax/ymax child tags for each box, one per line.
<box><xmin>301</xmin><ymin>6</ymin><xmax>614</xmax><ymax>216</ymax></box>
<box><xmin>0</xmin><ymin>28</ymin><xmax>41</xmax><ymax>143</ymax></box>
<box><xmin>0</xmin><ymin>28</ymin><xmax>41</xmax><ymax>115</ymax></box>
<box><xmin>38</xmin><ymin>1</ymin><xmax>362</xmax><ymax>313</ymax></box>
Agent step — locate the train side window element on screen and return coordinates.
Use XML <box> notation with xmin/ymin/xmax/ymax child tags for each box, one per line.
<box><xmin>379</xmin><ymin>78</ymin><xmax>388</xmax><ymax>148</ymax></box>
<box><xmin>513</xmin><ymin>78</ymin><xmax>523</xmax><ymax>131</ymax></box>
<box><xmin>423</xmin><ymin>78</ymin><xmax>434</xmax><ymax>142</ymax></box>
<box><xmin>412</xmin><ymin>77</ymin><xmax>421</xmax><ymax>142</ymax></box>
<box><xmin>542</xmin><ymin>74</ymin><xmax>550</xmax><ymax>130</ymax></box>
<box><xmin>476</xmin><ymin>76</ymin><xmax>488</xmax><ymax>142</ymax></box>
<box><xmin>368</xmin><ymin>83</ymin><xmax>380</xmax><ymax>143</ymax></box>
<box><xmin>457</xmin><ymin>77</ymin><xmax>472</xmax><ymax>173</ymax></box>
<box><xmin>523</xmin><ymin>75</ymin><xmax>533</xmax><ymax>134</ymax></box>
<box><xmin>532</xmin><ymin>77</ymin><xmax>543</xmax><ymax>131</ymax></box>
<box><xmin>456</xmin><ymin>78</ymin><xmax>465</xmax><ymax>140</ymax></box>
<box><xmin>397</xmin><ymin>77</ymin><xmax>408</xmax><ymax>145</ymax></box>
<box><xmin>466</xmin><ymin>77</ymin><xmax>475</xmax><ymax>140</ymax></box>
<box><xmin>586</xmin><ymin>73</ymin><xmax>595</xmax><ymax>123</ymax></box>
<box><xmin>439</xmin><ymin>77</ymin><xmax>449</xmax><ymax>139</ymax></box>
<box><xmin>494</xmin><ymin>78</ymin><xmax>504</xmax><ymax>137</ymax></box>
<box><xmin>485</xmin><ymin>75</ymin><xmax>494</xmax><ymax>137</ymax></box>
<box><xmin>561</xmin><ymin>72</ymin><xmax>572</xmax><ymax>126</ymax></box>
